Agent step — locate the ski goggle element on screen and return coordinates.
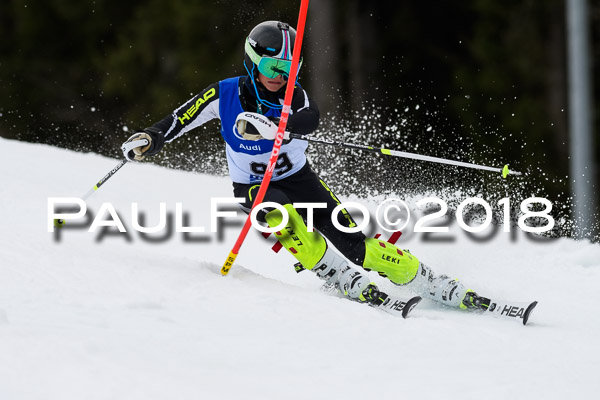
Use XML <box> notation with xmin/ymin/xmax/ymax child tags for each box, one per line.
<box><xmin>245</xmin><ymin>38</ymin><xmax>302</xmax><ymax>79</ymax></box>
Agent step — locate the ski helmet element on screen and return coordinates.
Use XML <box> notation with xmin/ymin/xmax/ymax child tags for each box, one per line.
<box><xmin>243</xmin><ymin>21</ymin><xmax>302</xmax><ymax>81</ymax></box>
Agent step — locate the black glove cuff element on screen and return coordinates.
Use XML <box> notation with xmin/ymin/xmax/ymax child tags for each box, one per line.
<box><xmin>143</xmin><ymin>127</ymin><xmax>165</xmax><ymax>155</ymax></box>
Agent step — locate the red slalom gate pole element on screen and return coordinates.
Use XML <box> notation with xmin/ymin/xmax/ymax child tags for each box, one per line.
<box><xmin>221</xmin><ymin>0</ymin><xmax>310</xmax><ymax>275</ymax></box>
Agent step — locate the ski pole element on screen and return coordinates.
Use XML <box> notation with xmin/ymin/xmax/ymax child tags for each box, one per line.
<box><xmin>52</xmin><ymin>136</ymin><xmax>148</xmax><ymax>228</ymax></box>
<box><xmin>80</xmin><ymin>159</ymin><xmax>129</xmax><ymax>201</ymax></box>
<box><xmin>53</xmin><ymin>158</ymin><xmax>129</xmax><ymax>228</ymax></box>
<box><xmin>220</xmin><ymin>0</ymin><xmax>310</xmax><ymax>276</ymax></box>
<box><xmin>289</xmin><ymin>133</ymin><xmax>522</xmax><ymax>178</ymax></box>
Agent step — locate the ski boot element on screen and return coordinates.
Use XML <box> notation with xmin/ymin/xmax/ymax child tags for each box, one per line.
<box><xmin>400</xmin><ymin>262</ymin><xmax>471</xmax><ymax>308</ymax></box>
<box><xmin>312</xmin><ymin>245</ymin><xmax>378</xmax><ymax>303</ymax></box>
<box><xmin>295</xmin><ymin>260</ymin><xmax>387</xmax><ymax>305</ymax></box>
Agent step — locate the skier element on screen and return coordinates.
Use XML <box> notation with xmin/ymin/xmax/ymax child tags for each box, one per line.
<box><xmin>121</xmin><ymin>20</ymin><xmax>488</xmax><ymax>311</ymax></box>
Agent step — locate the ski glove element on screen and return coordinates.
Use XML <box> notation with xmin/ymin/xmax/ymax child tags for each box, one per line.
<box><xmin>121</xmin><ymin>127</ymin><xmax>164</xmax><ymax>161</ymax></box>
<box><xmin>235</xmin><ymin>112</ymin><xmax>290</xmax><ymax>141</ymax></box>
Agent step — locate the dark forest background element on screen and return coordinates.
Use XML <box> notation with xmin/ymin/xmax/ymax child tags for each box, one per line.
<box><xmin>1</xmin><ymin>0</ymin><xmax>599</xmax><ymax>239</ymax></box>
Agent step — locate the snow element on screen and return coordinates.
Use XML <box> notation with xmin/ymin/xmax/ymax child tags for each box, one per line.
<box><xmin>1</xmin><ymin>137</ymin><xmax>599</xmax><ymax>400</ymax></box>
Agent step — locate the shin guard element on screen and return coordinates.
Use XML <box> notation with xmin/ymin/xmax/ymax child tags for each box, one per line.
<box><xmin>265</xmin><ymin>204</ymin><xmax>327</xmax><ymax>270</ymax></box>
<box><xmin>265</xmin><ymin>204</ymin><xmax>373</xmax><ymax>302</ymax></box>
<box><xmin>362</xmin><ymin>239</ymin><xmax>470</xmax><ymax>308</ymax></box>
<box><xmin>362</xmin><ymin>238</ymin><xmax>420</xmax><ymax>285</ymax></box>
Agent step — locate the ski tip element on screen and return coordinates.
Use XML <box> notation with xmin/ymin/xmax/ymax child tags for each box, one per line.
<box><xmin>522</xmin><ymin>301</ymin><xmax>538</xmax><ymax>325</ymax></box>
<box><xmin>402</xmin><ymin>296</ymin><xmax>422</xmax><ymax>319</ymax></box>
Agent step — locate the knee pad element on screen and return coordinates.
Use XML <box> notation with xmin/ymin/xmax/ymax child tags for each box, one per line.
<box><xmin>362</xmin><ymin>238</ymin><xmax>420</xmax><ymax>285</ymax></box>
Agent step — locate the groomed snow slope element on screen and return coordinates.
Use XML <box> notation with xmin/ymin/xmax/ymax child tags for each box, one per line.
<box><xmin>1</xmin><ymin>137</ymin><xmax>599</xmax><ymax>400</ymax></box>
